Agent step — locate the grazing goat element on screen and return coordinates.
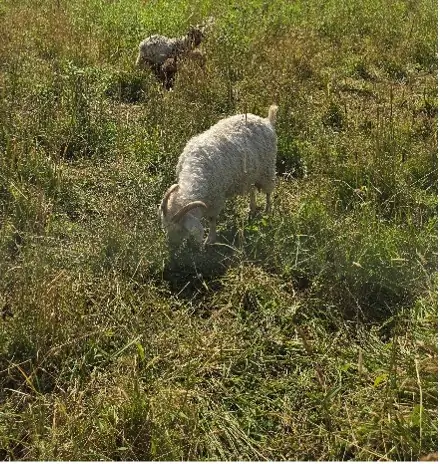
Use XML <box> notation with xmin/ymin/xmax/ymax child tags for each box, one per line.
<box><xmin>159</xmin><ymin>105</ymin><xmax>278</xmax><ymax>246</ymax></box>
<box><xmin>136</xmin><ymin>26</ymin><xmax>205</xmax><ymax>89</ymax></box>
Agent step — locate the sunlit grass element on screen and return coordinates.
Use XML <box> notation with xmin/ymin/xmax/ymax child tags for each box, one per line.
<box><xmin>0</xmin><ymin>0</ymin><xmax>437</xmax><ymax>460</ymax></box>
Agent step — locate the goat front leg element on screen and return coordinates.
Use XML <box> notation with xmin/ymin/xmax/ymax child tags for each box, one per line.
<box><xmin>249</xmin><ymin>186</ymin><xmax>257</xmax><ymax>218</ymax></box>
<box><xmin>205</xmin><ymin>217</ymin><xmax>217</xmax><ymax>244</ymax></box>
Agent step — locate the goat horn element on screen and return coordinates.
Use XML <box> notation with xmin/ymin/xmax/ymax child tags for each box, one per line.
<box><xmin>161</xmin><ymin>184</ymin><xmax>179</xmax><ymax>215</ymax></box>
<box><xmin>171</xmin><ymin>201</ymin><xmax>207</xmax><ymax>223</ymax></box>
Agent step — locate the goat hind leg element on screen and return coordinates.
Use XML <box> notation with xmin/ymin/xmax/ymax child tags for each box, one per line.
<box><xmin>265</xmin><ymin>192</ymin><xmax>272</xmax><ymax>214</ymax></box>
<box><xmin>249</xmin><ymin>186</ymin><xmax>257</xmax><ymax>217</ymax></box>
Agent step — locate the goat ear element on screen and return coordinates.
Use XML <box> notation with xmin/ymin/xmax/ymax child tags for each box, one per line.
<box><xmin>182</xmin><ymin>215</ymin><xmax>204</xmax><ymax>243</ymax></box>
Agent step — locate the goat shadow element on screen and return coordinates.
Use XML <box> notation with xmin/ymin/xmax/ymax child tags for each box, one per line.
<box><xmin>161</xmin><ymin>219</ymin><xmax>409</xmax><ymax>338</ymax></box>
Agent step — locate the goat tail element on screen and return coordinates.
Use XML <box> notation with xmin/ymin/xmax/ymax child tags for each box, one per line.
<box><xmin>267</xmin><ymin>104</ymin><xmax>278</xmax><ymax>126</ymax></box>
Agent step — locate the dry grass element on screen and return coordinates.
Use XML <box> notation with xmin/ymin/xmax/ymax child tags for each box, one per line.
<box><xmin>0</xmin><ymin>0</ymin><xmax>437</xmax><ymax>460</ymax></box>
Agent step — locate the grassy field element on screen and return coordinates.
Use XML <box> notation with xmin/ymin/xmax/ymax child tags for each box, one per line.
<box><xmin>0</xmin><ymin>0</ymin><xmax>437</xmax><ymax>460</ymax></box>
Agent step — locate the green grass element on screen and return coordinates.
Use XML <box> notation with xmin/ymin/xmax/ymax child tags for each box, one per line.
<box><xmin>0</xmin><ymin>0</ymin><xmax>437</xmax><ymax>460</ymax></box>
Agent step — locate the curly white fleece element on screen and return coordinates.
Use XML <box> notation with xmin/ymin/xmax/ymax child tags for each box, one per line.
<box><xmin>136</xmin><ymin>34</ymin><xmax>186</xmax><ymax>66</ymax></box>
<box><xmin>173</xmin><ymin>111</ymin><xmax>277</xmax><ymax>220</ymax></box>
<box><xmin>160</xmin><ymin>106</ymin><xmax>278</xmax><ymax>245</ymax></box>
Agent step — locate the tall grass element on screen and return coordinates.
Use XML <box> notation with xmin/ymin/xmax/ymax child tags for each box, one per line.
<box><xmin>0</xmin><ymin>0</ymin><xmax>437</xmax><ymax>460</ymax></box>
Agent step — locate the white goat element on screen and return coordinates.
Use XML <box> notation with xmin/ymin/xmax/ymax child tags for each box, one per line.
<box><xmin>136</xmin><ymin>26</ymin><xmax>204</xmax><ymax>69</ymax></box>
<box><xmin>159</xmin><ymin>105</ymin><xmax>278</xmax><ymax>246</ymax></box>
